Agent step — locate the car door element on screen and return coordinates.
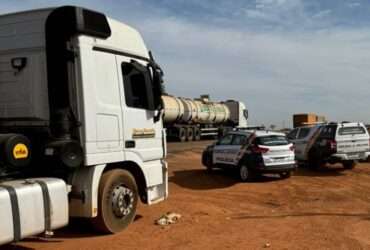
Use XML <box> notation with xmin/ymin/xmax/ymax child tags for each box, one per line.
<box><xmin>213</xmin><ymin>134</ymin><xmax>234</xmax><ymax>165</ymax></box>
<box><xmin>228</xmin><ymin>134</ymin><xmax>248</xmax><ymax>166</ymax></box>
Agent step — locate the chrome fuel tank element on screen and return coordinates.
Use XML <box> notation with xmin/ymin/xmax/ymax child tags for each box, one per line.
<box><xmin>0</xmin><ymin>178</ymin><xmax>69</xmax><ymax>245</ymax></box>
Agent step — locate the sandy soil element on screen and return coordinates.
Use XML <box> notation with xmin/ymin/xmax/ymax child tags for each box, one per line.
<box><xmin>3</xmin><ymin>140</ymin><xmax>370</xmax><ymax>250</ymax></box>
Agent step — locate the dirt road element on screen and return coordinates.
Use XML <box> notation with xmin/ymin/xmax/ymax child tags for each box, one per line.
<box><xmin>4</xmin><ymin>141</ymin><xmax>370</xmax><ymax>250</ymax></box>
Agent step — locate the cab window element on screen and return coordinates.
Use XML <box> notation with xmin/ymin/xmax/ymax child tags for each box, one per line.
<box><xmin>231</xmin><ymin>135</ymin><xmax>247</xmax><ymax>145</ymax></box>
<box><xmin>122</xmin><ymin>62</ymin><xmax>153</xmax><ymax>110</ymax></box>
<box><xmin>218</xmin><ymin>134</ymin><xmax>233</xmax><ymax>145</ymax></box>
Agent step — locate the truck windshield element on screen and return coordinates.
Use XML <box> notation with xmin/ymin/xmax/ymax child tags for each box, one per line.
<box><xmin>338</xmin><ymin>127</ymin><xmax>366</xmax><ymax>135</ymax></box>
<box><xmin>256</xmin><ymin>135</ymin><xmax>289</xmax><ymax>146</ymax></box>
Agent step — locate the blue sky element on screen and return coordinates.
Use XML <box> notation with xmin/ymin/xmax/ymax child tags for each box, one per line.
<box><xmin>1</xmin><ymin>0</ymin><xmax>370</xmax><ymax>127</ymax></box>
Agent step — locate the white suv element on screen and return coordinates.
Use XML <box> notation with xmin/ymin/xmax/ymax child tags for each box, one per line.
<box><xmin>202</xmin><ymin>130</ymin><xmax>296</xmax><ymax>181</ymax></box>
<box><xmin>287</xmin><ymin>122</ymin><xmax>370</xmax><ymax>169</ymax></box>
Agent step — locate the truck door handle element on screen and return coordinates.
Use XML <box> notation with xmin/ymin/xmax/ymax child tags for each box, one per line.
<box><xmin>125</xmin><ymin>140</ymin><xmax>136</xmax><ymax>148</ymax></box>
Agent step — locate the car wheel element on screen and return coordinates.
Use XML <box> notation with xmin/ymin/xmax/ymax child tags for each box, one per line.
<box><xmin>279</xmin><ymin>172</ymin><xmax>291</xmax><ymax>179</ymax></box>
<box><xmin>343</xmin><ymin>160</ymin><xmax>356</xmax><ymax>170</ymax></box>
<box><xmin>202</xmin><ymin>151</ymin><xmax>213</xmax><ymax>172</ymax></box>
<box><xmin>308</xmin><ymin>156</ymin><xmax>324</xmax><ymax>170</ymax></box>
<box><xmin>239</xmin><ymin>164</ymin><xmax>253</xmax><ymax>182</ymax></box>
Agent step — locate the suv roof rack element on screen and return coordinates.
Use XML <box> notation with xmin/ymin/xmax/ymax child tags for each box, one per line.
<box><xmin>302</xmin><ymin>121</ymin><xmax>327</xmax><ymax>126</ymax></box>
<box><xmin>235</xmin><ymin>126</ymin><xmax>266</xmax><ymax>131</ymax></box>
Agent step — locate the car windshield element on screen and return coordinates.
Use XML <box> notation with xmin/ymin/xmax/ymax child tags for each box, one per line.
<box><xmin>256</xmin><ymin>135</ymin><xmax>289</xmax><ymax>146</ymax></box>
<box><xmin>338</xmin><ymin>126</ymin><xmax>366</xmax><ymax>135</ymax></box>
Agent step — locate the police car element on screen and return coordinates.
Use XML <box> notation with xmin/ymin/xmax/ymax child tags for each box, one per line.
<box><xmin>202</xmin><ymin>130</ymin><xmax>296</xmax><ymax>181</ymax></box>
<box><xmin>287</xmin><ymin>122</ymin><xmax>370</xmax><ymax>169</ymax></box>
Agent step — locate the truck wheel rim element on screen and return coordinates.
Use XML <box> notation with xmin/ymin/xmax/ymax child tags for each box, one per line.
<box><xmin>112</xmin><ymin>185</ymin><xmax>134</xmax><ymax>218</ymax></box>
<box><xmin>240</xmin><ymin>165</ymin><xmax>249</xmax><ymax>180</ymax></box>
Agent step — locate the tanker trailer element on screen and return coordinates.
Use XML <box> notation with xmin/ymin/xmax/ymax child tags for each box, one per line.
<box><xmin>162</xmin><ymin>95</ymin><xmax>248</xmax><ymax>142</ymax></box>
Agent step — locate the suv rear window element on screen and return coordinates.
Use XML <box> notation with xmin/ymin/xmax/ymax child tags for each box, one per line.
<box><xmin>319</xmin><ymin>125</ymin><xmax>337</xmax><ymax>139</ymax></box>
<box><xmin>338</xmin><ymin>126</ymin><xmax>366</xmax><ymax>135</ymax></box>
<box><xmin>255</xmin><ymin>135</ymin><xmax>289</xmax><ymax>146</ymax></box>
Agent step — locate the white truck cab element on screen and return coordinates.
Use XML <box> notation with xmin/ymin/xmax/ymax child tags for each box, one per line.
<box><xmin>0</xmin><ymin>6</ymin><xmax>168</xmax><ymax>244</ymax></box>
<box><xmin>288</xmin><ymin>122</ymin><xmax>370</xmax><ymax>169</ymax></box>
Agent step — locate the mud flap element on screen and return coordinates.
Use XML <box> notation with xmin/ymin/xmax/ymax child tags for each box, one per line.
<box><xmin>147</xmin><ymin>160</ymin><xmax>168</xmax><ymax>204</ymax></box>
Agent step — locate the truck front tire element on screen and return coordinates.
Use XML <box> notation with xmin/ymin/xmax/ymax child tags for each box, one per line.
<box><xmin>92</xmin><ymin>169</ymin><xmax>138</xmax><ymax>234</ymax></box>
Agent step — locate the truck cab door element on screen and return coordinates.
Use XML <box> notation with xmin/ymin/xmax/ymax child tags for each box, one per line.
<box><xmin>116</xmin><ymin>56</ymin><xmax>164</xmax><ymax>163</ymax></box>
<box><xmin>213</xmin><ymin>134</ymin><xmax>233</xmax><ymax>165</ymax></box>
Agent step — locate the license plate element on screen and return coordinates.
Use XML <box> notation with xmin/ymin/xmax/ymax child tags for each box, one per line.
<box><xmin>348</xmin><ymin>154</ymin><xmax>359</xmax><ymax>159</ymax></box>
<box><xmin>272</xmin><ymin>157</ymin><xmax>287</xmax><ymax>163</ymax></box>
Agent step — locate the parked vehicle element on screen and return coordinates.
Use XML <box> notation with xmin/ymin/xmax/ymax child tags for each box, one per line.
<box><xmin>162</xmin><ymin>95</ymin><xmax>248</xmax><ymax>142</ymax></box>
<box><xmin>0</xmin><ymin>6</ymin><xmax>168</xmax><ymax>245</ymax></box>
<box><xmin>202</xmin><ymin>130</ymin><xmax>296</xmax><ymax>181</ymax></box>
<box><xmin>287</xmin><ymin>122</ymin><xmax>370</xmax><ymax>169</ymax></box>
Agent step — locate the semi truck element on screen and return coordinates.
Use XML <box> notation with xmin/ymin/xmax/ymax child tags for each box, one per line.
<box><xmin>162</xmin><ymin>95</ymin><xmax>248</xmax><ymax>142</ymax></box>
<box><xmin>0</xmin><ymin>6</ymin><xmax>168</xmax><ymax>245</ymax></box>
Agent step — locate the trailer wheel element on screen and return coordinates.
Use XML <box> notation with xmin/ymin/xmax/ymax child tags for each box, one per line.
<box><xmin>92</xmin><ymin>169</ymin><xmax>138</xmax><ymax>234</ymax></box>
<box><xmin>186</xmin><ymin>128</ymin><xmax>194</xmax><ymax>141</ymax></box>
<box><xmin>194</xmin><ymin>127</ymin><xmax>201</xmax><ymax>141</ymax></box>
<box><xmin>178</xmin><ymin>128</ymin><xmax>186</xmax><ymax>142</ymax></box>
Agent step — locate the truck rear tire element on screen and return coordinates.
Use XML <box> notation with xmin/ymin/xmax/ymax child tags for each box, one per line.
<box><xmin>92</xmin><ymin>169</ymin><xmax>138</xmax><ymax>234</ymax></box>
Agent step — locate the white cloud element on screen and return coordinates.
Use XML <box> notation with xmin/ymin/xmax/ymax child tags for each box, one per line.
<box><xmin>136</xmin><ymin>16</ymin><xmax>370</xmax><ymax>126</ymax></box>
<box><xmin>312</xmin><ymin>9</ymin><xmax>332</xmax><ymax>19</ymax></box>
<box><xmin>348</xmin><ymin>2</ymin><xmax>361</xmax><ymax>8</ymax></box>
<box><xmin>2</xmin><ymin>0</ymin><xmax>370</xmax><ymax>127</ymax></box>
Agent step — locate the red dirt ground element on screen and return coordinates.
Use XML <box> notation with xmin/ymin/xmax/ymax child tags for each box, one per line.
<box><xmin>3</xmin><ymin>141</ymin><xmax>370</xmax><ymax>250</ymax></box>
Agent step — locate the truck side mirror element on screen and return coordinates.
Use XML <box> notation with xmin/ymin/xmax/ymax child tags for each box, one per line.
<box><xmin>148</xmin><ymin>51</ymin><xmax>164</xmax><ymax>112</ymax></box>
